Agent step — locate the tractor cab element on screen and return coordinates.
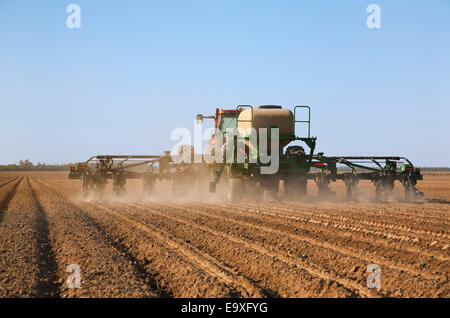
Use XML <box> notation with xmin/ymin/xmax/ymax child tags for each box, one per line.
<box><xmin>216</xmin><ymin>108</ymin><xmax>241</xmax><ymax>131</ymax></box>
<box><xmin>197</xmin><ymin>108</ymin><xmax>243</xmax><ymax>145</ymax></box>
<box><xmin>196</xmin><ymin>108</ymin><xmax>242</xmax><ymax>131</ymax></box>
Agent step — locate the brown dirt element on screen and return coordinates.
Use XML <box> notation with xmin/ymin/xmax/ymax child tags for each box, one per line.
<box><xmin>0</xmin><ymin>171</ymin><xmax>448</xmax><ymax>298</ymax></box>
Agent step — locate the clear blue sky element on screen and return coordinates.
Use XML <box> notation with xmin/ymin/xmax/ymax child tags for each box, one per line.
<box><xmin>0</xmin><ymin>0</ymin><xmax>449</xmax><ymax>166</ymax></box>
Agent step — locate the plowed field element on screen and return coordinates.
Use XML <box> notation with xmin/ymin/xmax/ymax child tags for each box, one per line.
<box><xmin>0</xmin><ymin>172</ymin><xmax>448</xmax><ymax>298</ymax></box>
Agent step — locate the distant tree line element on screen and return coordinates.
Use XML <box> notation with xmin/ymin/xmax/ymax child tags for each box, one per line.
<box><xmin>418</xmin><ymin>167</ymin><xmax>450</xmax><ymax>171</ymax></box>
<box><xmin>0</xmin><ymin>160</ymin><xmax>73</xmax><ymax>171</ymax></box>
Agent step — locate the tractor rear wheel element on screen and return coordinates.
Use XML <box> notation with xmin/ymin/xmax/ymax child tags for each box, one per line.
<box><xmin>284</xmin><ymin>176</ymin><xmax>307</xmax><ymax>200</ymax></box>
<box><xmin>245</xmin><ymin>180</ymin><xmax>263</xmax><ymax>200</ymax></box>
<box><xmin>228</xmin><ymin>178</ymin><xmax>244</xmax><ymax>202</ymax></box>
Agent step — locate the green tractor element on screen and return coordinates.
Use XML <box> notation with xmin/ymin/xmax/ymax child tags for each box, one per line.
<box><xmin>197</xmin><ymin>105</ymin><xmax>317</xmax><ymax>200</ymax></box>
<box><xmin>68</xmin><ymin>162</ymin><xmax>86</xmax><ymax>179</ymax></box>
<box><xmin>196</xmin><ymin>105</ymin><xmax>423</xmax><ymax>202</ymax></box>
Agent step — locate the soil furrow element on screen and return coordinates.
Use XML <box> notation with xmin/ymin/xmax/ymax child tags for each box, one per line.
<box><xmin>107</xmin><ymin>202</ymin><xmax>372</xmax><ymax>297</ymax></box>
<box><xmin>33</xmin><ymin>180</ymin><xmax>171</xmax><ymax>296</ymax></box>
<box><xmin>2</xmin><ymin>171</ymin><xmax>448</xmax><ymax>298</ymax></box>
<box><xmin>223</xmin><ymin>202</ymin><xmax>449</xmax><ymax>243</ymax></box>
<box><xmin>87</xmin><ymin>202</ymin><xmax>266</xmax><ymax>298</ymax></box>
<box><xmin>0</xmin><ymin>177</ymin><xmax>23</xmax><ymax>225</ymax></box>
<box><xmin>203</xmin><ymin>202</ymin><xmax>449</xmax><ymax>260</ymax></box>
<box><xmin>29</xmin><ymin>177</ymin><xmax>159</xmax><ymax>297</ymax></box>
<box><xmin>0</xmin><ymin>177</ymin><xmax>17</xmax><ymax>188</ymax></box>
<box><xmin>276</xmin><ymin>201</ymin><xmax>450</xmax><ymax>224</ymax></box>
<box><xmin>178</xmin><ymin>202</ymin><xmax>449</xmax><ymax>275</ymax></box>
<box><xmin>257</xmin><ymin>202</ymin><xmax>449</xmax><ymax>238</ymax></box>
<box><xmin>150</xmin><ymin>202</ymin><xmax>444</xmax><ymax>280</ymax></box>
<box><xmin>35</xmin><ymin>178</ymin><xmax>243</xmax><ymax>297</ymax></box>
<box><xmin>134</xmin><ymin>202</ymin><xmax>447</xmax><ymax>297</ymax></box>
<box><xmin>27</xmin><ymin>177</ymin><xmax>61</xmax><ymax>297</ymax></box>
<box><xmin>0</xmin><ymin>177</ymin><xmax>39</xmax><ymax>297</ymax></box>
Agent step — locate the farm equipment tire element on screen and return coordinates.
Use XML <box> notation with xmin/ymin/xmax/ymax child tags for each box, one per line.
<box><xmin>260</xmin><ymin>178</ymin><xmax>279</xmax><ymax>200</ymax></box>
<box><xmin>284</xmin><ymin>176</ymin><xmax>307</xmax><ymax>200</ymax></box>
<box><xmin>143</xmin><ymin>174</ymin><xmax>155</xmax><ymax>196</ymax></box>
<box><xmin>228</xmin><ymin>178</ymin><xmax>244</xmax><ymax>201</ymax></box>
<box><xmin>245</xmin><ymin>180</ymin><xmax>263</xmax><ymax>200</ymax></box>
<box><xmin>314</xmin><ymin>174</ymin><xmax>335</xmax><ymax>199</ymax></box>
<box><xmin>374</xmin><ymin>176</ymin><xmax>395</xmax><ymax>202</ymax></box>
<box><xmin>343</xmin><ymin>174</ymin><xmax>359</xmax><ymax>201</ymax></box>
<box><xmin>401</xmin><ymin>175</ymin><xmax>423</xmax><ymax>202</ymax></box>
<box><xmin>112</xmin><ymin>173</ymin><xmax>127</xmax><ymax>196</ymax></box>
